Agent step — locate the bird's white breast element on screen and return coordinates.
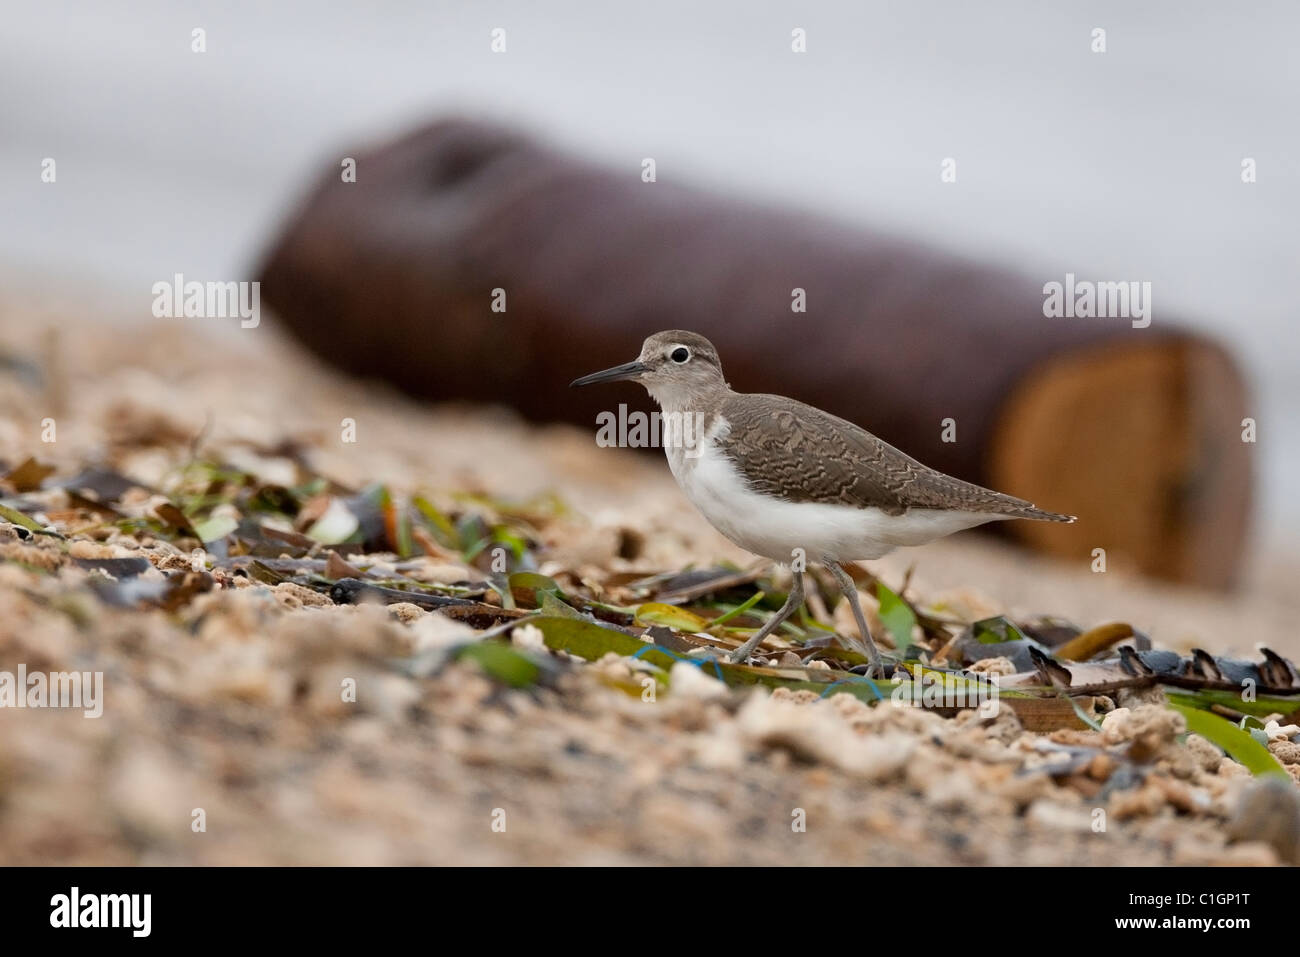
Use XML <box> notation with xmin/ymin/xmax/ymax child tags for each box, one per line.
<box><xmin>665</xmin><ymin>415</ymin><xmax>1005</xmax><ymax>564</ymax></box>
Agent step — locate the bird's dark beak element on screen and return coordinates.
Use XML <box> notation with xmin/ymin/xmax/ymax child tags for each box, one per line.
<box><xmin>570</xmin><ymin>360</ymin><xmax>649</xmax><ymax>387</ymax></box>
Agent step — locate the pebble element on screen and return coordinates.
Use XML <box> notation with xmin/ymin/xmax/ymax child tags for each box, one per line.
<box><xmin>1226</xmin><ymin>776</ymin><xmax>1300</xmax><ymax>864</ymax></box>
<box><xmin>668</xmin><ymin>661</ymin><xmax>728</xmax><ymax>701</ymax></box>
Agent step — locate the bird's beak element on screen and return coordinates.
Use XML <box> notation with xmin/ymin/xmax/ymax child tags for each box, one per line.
<box><xmin>570</xmin><ymin>360</ymin><xmax>649</xmax><ymax>387</ymax></box>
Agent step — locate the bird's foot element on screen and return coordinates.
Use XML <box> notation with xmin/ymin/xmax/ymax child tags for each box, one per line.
<box><xmin>727</xmin><ymin>645</ymin><xmax>760</xmax><ymax>665</ymax></box>
<box><xmin>837</xmin><ymin>633</ymin><xmax>888</xmax><ymax>679</ymax></box>
<box><xmin>850</xmin><ymin>659</ymin><xmax>889</xmax><ymax>681</ymax></box>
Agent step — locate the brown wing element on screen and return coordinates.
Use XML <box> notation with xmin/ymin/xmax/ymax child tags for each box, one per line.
<box><xmin>717</xmin><ymin>393</ymin><xmax>1073</xmax><ymax>521</ymax></box>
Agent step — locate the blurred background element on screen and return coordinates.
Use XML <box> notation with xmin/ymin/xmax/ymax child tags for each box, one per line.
<box><xmin>2</xmin><ymin>0</ymin><xmax>1300</xmax><ymax>869</ymax></box>
<box><xmin>1</xmin><ymin>0</ymin><xmax>1296</xmax><ymax>557</ymax></box>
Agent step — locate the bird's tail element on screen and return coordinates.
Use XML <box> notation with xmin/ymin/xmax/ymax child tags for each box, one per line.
<box><xmin>1017</xmin><ymin>505</ymin><xmax>1076</xmax><ymax>523</ymax></box>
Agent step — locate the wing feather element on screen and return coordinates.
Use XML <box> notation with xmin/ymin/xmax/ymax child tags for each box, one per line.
<box><xmin>717</xmin><ymin>393</ymin><xmax>1072</xmax><ymax>521</ymax></box>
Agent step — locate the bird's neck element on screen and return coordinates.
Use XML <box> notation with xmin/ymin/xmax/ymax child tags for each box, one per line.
<box><xmin>647</xmin><ymin>382</ymin><xmax>730</xmax><ymax>464</ymax></box>
<box><xmin>646</xmin><ymin>380</ymin><xmax>732</xmax><ymax>416</ymax></box>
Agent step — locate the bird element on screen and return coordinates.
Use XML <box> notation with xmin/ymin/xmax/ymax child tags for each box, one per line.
<box><xmin>571</xmin><ymin>330</ymin><xmax>1074</xmax><ymax>675</ymax></box>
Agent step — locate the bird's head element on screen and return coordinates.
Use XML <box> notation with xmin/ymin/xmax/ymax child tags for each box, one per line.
<box><xmin>570</xmin><ymin>330</ymin><xmax>726</xmax><ymax>408</ymax></box>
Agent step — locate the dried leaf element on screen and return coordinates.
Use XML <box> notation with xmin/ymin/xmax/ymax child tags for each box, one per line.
<box><xmin>72</xmin><ymin>557</ymin><xmax>152</xmax><ymax>578</ymax></box>
<box><xmin>634</xmin><ymin>602</ymin><xmax>710</xmax><ymax>632</ymax></box>
<box><xmin>57</xmin><ymin>467</ymin><xmax>147</xmax><ymax>503</ymax></box>
<box><xmin>4</xmin><ymin>457</ymin><xmax>55</xmax><ymax>492</ymax></box>
<box><xmin>1054</xmin><ymin>622</ymin><xmax>1135</xmax><ymax>662</ymax></box>
<box><xmin>153</xmin><ymin>502</ymin><xmax>197</xmax><ymax>537</ymax></box>
<box><xmin>324</xmin><ymin>551</ymin><xmax>364</xmax><ymax>580</ymax></box>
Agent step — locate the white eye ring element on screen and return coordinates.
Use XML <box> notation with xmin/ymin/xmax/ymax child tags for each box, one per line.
<box><xmin>669</xmin><ymin>346</ymin><xmax>691</xmax><ymax>363</ymax></box>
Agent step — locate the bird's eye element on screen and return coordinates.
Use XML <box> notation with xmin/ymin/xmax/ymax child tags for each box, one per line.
<box><xmin>670</xmin><ymin>347</ymin><xmax>690</xmax><ymax>363</ymax></box>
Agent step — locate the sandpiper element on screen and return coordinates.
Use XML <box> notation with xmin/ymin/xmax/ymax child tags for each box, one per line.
<box><xmin>572</xmin><ymin>331</ymin><xmax>1074</xmax><ymax>675</ymax></box>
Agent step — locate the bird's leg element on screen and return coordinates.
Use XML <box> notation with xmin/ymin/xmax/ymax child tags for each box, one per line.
<box><xmin>825</xmin><ymin>562</ymin><xmax>887</xmax><ymax>677</ymax></box>
<box><xmin>728</xmin><ymin>571</ymin><xmax>804</xmax><ymax>664</ymax></box>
